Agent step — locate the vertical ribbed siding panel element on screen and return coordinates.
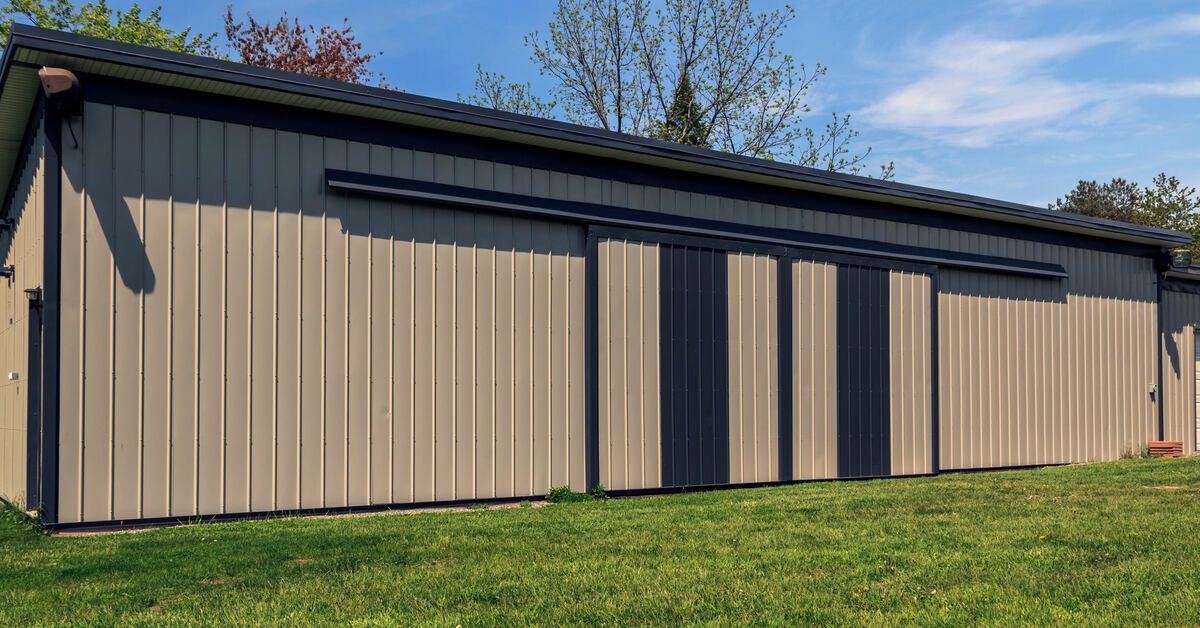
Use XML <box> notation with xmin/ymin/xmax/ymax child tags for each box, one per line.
<box><xmin>728</xmin><ymin>252</ymin><xmax>779</xmax><ymax>484</ymax></box>
<box><xmin>345</xmin><ymin>142</ymin><xmax>371</xmax><ymax>507</ymax></box>
<box><xmin>889</xmin><ymin>271</ymin><xmax>933</xmax><ymax>476</ymax></box>
<box><xmin>1162</xmin><ymin>290</ymin><xmax>1200</xmax><ymax>456</ymax></box>
<box><xmin>597</xmin><ymin>239</ymin><xmax>661</xmax><ymax>491</ymax></box>
<box><xmin>170</xmin><ymin>115</ymin><xmax>199</xmax><ymax>517</ymax></box>
<box><xmin>275</xmin><ymin>131</ymin><xmax>302</xmax><ymax>512</ymax></box>
<box><xmin>59</xmin><ymin>114</ymin><xmax>83</xmax><ymax>522</ymax></box>
<box><xmin>1195</xmin><ymin>333</ymin><xmax>1200</xmax><ymax>451</ymax></box>
<box><xmin>298</xmin><ymin>134</ymin><xmax>325</xmax><ymax>509</ymax></box>
<box><xmin>57</xmin><ymin>110</ymin><xmax>589</xmax><ymax>523</ymax></box>
<box><xmin>939</xmin><ymin>252</ymin><xmax>1157</xmax><ymax>470</ymax></box>
<box><xmin>80</xmin><ymin>102</ymin><xmax>113</xmax><ymax>523</ymax></box>
<box><xmin>110</xmin><ymin>107</ymin><xmax>141</xmax><ymax>521</ymax></box>
<box><xmin>0</xmin><ymin>118</ymin><xmax>42</xmax><ymax>506</ymax></box>
<box><xmin>792</xmin><ymin>259</ymin><xmax>837</xmax><ymax>480</ymax></box>
<box><xmin>389</xmin><ymin>149</ymin><xmax>415</xmax><ymax>504</ymax></box>
<box><xmin>249</xmin><ymin>126</ymin><xmax>275</xmax><ymax>513</ymax></box>
<box><xmin>368</xmin><ymin>144</ymin><xmax>392</xmax><ymax>504</ymax></box>
<box><xmin>323</xmin><ymin>138</ymin><xmax>349</xmax><ymax>507</ymax></box>
<box><xmin>223</xmin><ymin>123</ymin><xmax>251</xmax><ymax>514</ymax></box>
<box><xmin>196</xmin><ymin>119</ymin><xmax>225</xmax><ymax>515</ymax></box>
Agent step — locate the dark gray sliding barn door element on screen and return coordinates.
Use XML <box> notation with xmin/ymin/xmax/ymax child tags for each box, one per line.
<box><xmin>837</xmin><ymin>265</ymin><xmax>891</xmax><ymax>478</ymax></box>
<box><xmin>660</xmin><ymin>245</ymin><xmax>730</xmax><ymax>487</ymax></box>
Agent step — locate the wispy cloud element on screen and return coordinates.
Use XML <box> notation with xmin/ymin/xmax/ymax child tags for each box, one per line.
<box><xmin>862</xmin><ymin>14</ymin><xmax>1200</xmax><ymax>148</ymax></box>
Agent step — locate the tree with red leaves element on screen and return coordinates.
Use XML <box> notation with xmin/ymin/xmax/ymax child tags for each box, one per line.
<box><xmin>223</xmin><ymin>7</ymin><xmax>386</xmax><ymax>87</ymax></box>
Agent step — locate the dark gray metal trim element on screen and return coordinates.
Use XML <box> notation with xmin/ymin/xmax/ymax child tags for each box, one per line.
<box><xmin>585</xmin><ymin>228</ymin><xmax>600</xmax><ymax>491</ymax></box>
<box><xmin>3</xmin><ymin>24</ymin><xmax>1188</xmax><ymax>249</ymax></box>
<box><xmin>328</xmin><ymin>170</ymin><xmax>1068</xmax><ymax>279</ymax></box>
<box><xmin>659</xmin><ymin>244</ymin><xmax>730</xmax><ymax>488</ymax></box>
<box><xmin>777</xmin><ymin>254</ymin><xmax>794</xmax><ymax>482</ymax></box>
<box><xmin>39</xmin><ymin>104</ymin><xmax>62</xmax><ymax>524</ymax></box>
<box><xmin>1157</xmin><ymin>277</ymin><xmax>1166</xmax><ymax>440</ymax></box>
<box><xmin>929</xmin><ymin>270</ymin><xmax>941</xmax><ymax>474</ymax></box>
<box><xmin>837</xmin><ymin>265</ymin><xmax>891</xmax><ymax>479</ymax></box>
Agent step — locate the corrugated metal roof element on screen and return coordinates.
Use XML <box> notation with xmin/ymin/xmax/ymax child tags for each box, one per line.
<box><xmin>0</xmin><ymin>24</ymin><xmax>1190</xmax><ymax>249</ymax></box>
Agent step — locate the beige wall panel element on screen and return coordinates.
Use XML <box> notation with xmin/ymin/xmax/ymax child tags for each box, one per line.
<box><xmin>110</xmin><ymin>106</ymin><xmax>141</xmax><ymax>521</ymax></box>
<box><xmin>728</xmin><ymin>252</ymin><xmax>778</xmax><ymax>484</ymax></box>
<box><xmin>298</xmin><ymin>134</ymin><xmax>325</xmax><ymax>509</ymax></box>
<box><xmin>1162</xmin><ymin>290</ymin><xmax>1200</xmax><ymax>455</ymax></box>
<box><xmin>197</xmin><ymin>119</ymin><xmax>227</xmax><ymax>515</ymax></box>
<box><xmin>889</xmin><ymin>271</ymin><xmax>933</xmax><ymax>476</ymax></box>
<box><xmin>597</xmin><ymin>239</ymin><xmax>661</xmax><ymax>491</ymax></box>
<box><xmin>80</xmin><ymin>102</ymin><xmax>113</xmax><ymax>523</ymax></box>
<box><xmin>60</xmin><ymin>114</ymin><xmax>84</xmax><ymax>523</ymax></box>
<box><xmin>345</xmin><ymin>141</ymin><xmax>371</xmax><ymax>507</ymax></box>
<box><xmin>223</xmin><ymin>122</ymin><xmax>251</xmax><ymax>514</ymax></box>
<box><xmin>939</xmin><ymin>249</ymin><xmax>1157</xmax><ymax>470</ymax></box>
<box><xmin>792</xmin><ymin>259</ymin><xmax>837</xmax><ymax>481</ymax></box>
<box><xmin>0</xmin><ymin>117</ymin><xmax>42</xmax><ymax>507</ymax></box>
<box><xmin>275</xmin><ymin>131</ymin><xmax>302</xmax><ymax>511</ymax></box>
<box><xmin>58</xmin><ymin>106</ymin><xmax>587</xmax><ymax>522</ymax></box>
<box><xmin>171</xmin><ymin>115</ymin><xmax>200</xmax><ymax>517</ymax></box>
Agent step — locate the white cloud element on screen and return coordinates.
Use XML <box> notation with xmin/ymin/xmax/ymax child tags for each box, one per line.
<box><xmin>862</xmin><ymin>14</ymin><xmax>1200</xmax><ymax>148</ymax></box>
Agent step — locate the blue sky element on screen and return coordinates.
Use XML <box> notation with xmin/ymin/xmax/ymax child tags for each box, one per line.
<box><xmin>157</xmin><ymin>0</ymin><xmax>1200</xmax><ymax>206</ymax></box>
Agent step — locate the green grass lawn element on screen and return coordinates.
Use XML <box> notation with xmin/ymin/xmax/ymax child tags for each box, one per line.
<box><xmin>3</xmin><ymin>458</ymin><xmax>1200</xmax><ymax>624</ymax></box>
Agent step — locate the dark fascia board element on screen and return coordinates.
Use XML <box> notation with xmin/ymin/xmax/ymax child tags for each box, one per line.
<box><xmin>0</xmin><ymin>24</ymin><xmax>1189</xmax><ymax>250</ymax></box>
<box><xmin>326</xmin><ymin>168</ymin><xmax>1069</xmax><ymax>280</ymax></box>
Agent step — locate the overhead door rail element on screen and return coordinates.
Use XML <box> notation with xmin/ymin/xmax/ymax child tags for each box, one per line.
<box><xmin>325</xmin><ymin>169</ymin><xmax>1069</xmax><ymax>280</ymax></box>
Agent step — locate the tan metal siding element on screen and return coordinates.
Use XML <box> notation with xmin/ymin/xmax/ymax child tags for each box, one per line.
<box><xmin>0</xmin><ymin>118</ymin><xmax>43</xmax><ymax>506</ymax></box>
<box><xmin>728</xmin><ymin>252</ymin><xmax>778</xmax><ymax>484</ymax></box>
<box><xmin>597</xmin><ymin>239</ymin><xmax>661</xmax><ymax>490</ymax></box>
<box><xmin>1162</xmin><ymin>290</ymin><xmax>1200</xmax><ymax>456</ymax></box>
<box><xmin>792</xmin><ymin>259</ymin><xmax>837</xmax><ymax>480</ymax></box>
<box><xmin>939</xmin><ymin>253</ymin><xmax>1157</xmax><ymax>470</ymax></box>
<box><xmin>889</xmin><ymin>271</ymin><xmax>933</xmax><ymax>476</ymax></box>
<box><xmin>57</xmin><ymin>104</ymin><xmax>587</xmax><ymax>523</ymax></box>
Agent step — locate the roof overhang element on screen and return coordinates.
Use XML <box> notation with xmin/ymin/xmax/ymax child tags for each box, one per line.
<box><xmin>0</xmin><ymin>24</ymin><xmax>1190</xmax><ymax>250</ymax></box>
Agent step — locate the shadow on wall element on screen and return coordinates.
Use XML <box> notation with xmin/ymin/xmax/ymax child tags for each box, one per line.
<box><xmin>1163</xmin><ymin>320</ymin><xmax>1187</xmax><ymax>383</ymax></box>
<box><xmin>105</xmin><ymin>194</ymin><xmax>157</xmax><ymax>294</ymax></box>
<box><xmin>86</xmin><ymin>186</ymin><xmax>583</xmax><ymax>298</ymax></box>
<box><xmin>938</xmin><ymin>268</ymin><xmax>1069</xmax><ymax>304</ymax></box>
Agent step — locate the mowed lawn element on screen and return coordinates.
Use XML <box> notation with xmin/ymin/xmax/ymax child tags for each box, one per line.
<box><xmin>3</xmin><ymin>458</ymin><xmax>1200</xmax><ymax>624</ymax></box>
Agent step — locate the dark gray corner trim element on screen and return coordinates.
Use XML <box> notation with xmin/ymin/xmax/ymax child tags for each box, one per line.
<box><xmin>326</xmin><ymin>169</ymin><xmax>1070</xmax><ymax>280</ymax></box>
<box><xmin>3</xmin><ymin>24</ymin><xmax>1189</xmax><ymax>249</ymax></box>
<box><xmin>39</xmin><ymin>105</ymin><xmax>62</xmax><ymax>524</ymax></box>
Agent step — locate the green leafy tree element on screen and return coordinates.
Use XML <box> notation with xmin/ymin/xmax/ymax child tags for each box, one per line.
<box><xmin>652</xmin><ymin>70</ymin><xmax>709</xmax><ymax>147</ymax></box>
<box><xmin>0</xmin><ymin>0</ymin><xmax>216</xmax><ymax>54</ymax></box>
<box><xmin>462</xmin><ymin>65</ymin><xmax>555</xmax><ymax>118</ymax></box>
<box><xmin>1052</xmin><ymin>173</ymin><xmax>1200</xmax><ymax>257</ymax></box>
<box><xmin>465</xmin><ymin>0</ymin><xmax>893</xmax><ymax>179</ymax></box>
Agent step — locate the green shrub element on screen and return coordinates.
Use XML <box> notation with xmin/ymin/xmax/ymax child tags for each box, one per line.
<box><xmin>0</xmin><ymin>500</ymin><xmax>45</xmax><ymax>535</ymax></box>
<box><xmin>546</xmin><ymin>486</ymin><xmax>591</xmax><ymax>503</ymax></box>
<box><xmin>589</xmin><ymin>484</ymin><xmax>610</xmax><ymax>500</ymax></box>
